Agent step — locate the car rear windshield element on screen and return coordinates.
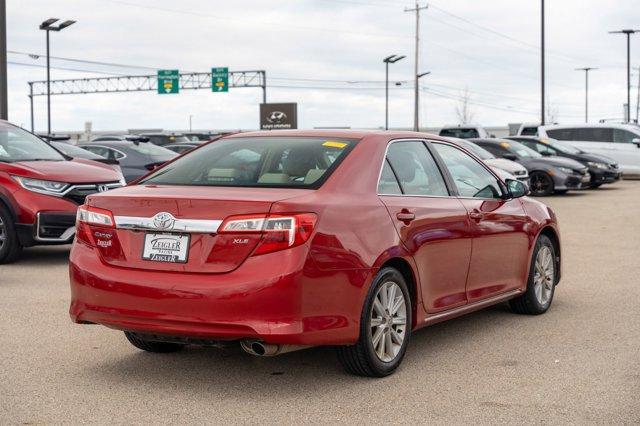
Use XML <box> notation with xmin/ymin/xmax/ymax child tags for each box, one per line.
<box><xmin>439</xmin><ymin>128</ymin><xmax>480</xmax><ymax>139</ymax></box>
<box><xmin>141</xmin><ymin>136</ymin><xmax>357</xmax><ymax>188</ymax></box>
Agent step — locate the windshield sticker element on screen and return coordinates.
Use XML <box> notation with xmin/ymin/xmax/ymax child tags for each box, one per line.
<box><xmin>322</xmin><ymin>141</ymin><xmax>347</xmax><ymax>149</ymax></box>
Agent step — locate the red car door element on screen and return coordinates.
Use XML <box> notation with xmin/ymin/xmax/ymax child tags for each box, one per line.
<box><xmin>432</xmin><ymin>142</ymin><xmax>531</xmax><ymax>302</ymax></box>
<box><xmin>379</xmin><ymin>140</ymin><xmax>473</xmax><ymax>313</ymax></box>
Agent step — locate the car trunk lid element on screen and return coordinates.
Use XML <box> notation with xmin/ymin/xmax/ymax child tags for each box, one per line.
<box><xmin>85</xmin><ymin>184</ymin><xmax>310</xmax><ymax>273</ymax></box>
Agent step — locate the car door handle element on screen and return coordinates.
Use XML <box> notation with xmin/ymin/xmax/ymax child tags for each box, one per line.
<box><xmin>469</xmin><ymin>210</ymin><xmax>484</xmax><ymax>221</ymax></box>
<box><xmin>396</xmin><ymin>211</ymin><xmax>415</xmax><ymax>223</ymax></box>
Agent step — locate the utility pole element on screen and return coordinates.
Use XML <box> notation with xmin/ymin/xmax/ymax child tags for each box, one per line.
<box><xmin>383</xmin><ymin>54</ymin><xmax>405</xmax><ymax>130</ymax></box>
<box><xmin>636</xmin><ymin>67</ymin><xmax>640</xmax><ymax>123</ymax></box>
<box><xmin>609</xmin><ymin>29</ymin><xmax>639</xmax><ymax>123</ymax></box>
<box><xmin>0</xmin><ymin>0</ymin><xmax>8</xmax><ymax>120</ymax></box>
<box><xmin>40</xmin><ymin>18</ymin><xmax>76</xmax><ymax>135</ymax></box>
<box><xmin>405</xmin><ymin>2</ymin><xmax>428</xmax><ymax>131</ymax></box>
<box><xmin>540</xmin><ymin>0</ymin><xmax>545</xmax><ymax>125</ymax></box>
<box><xmin>575</xmin><ymin>67</ymin><xmax>597</xmax><ymax>123</ymax></box>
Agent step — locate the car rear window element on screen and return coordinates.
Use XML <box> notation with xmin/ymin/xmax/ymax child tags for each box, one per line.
<box><xmin>439</xmin><ymin>128</ymin><xmax>480</xmax><ymax>139</ymax></box>
<box><xmin>141</xmin><ymin>137</ymin><xmax>357</xmax><ymax>188</ymax></box>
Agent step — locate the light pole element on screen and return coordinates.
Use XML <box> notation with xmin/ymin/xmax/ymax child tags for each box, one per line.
<box><xmin>405</xmin><ymin>2</ymin><xmax>428</xmax><ymax>131</ymax></box>
<box><xmin>383</xmin><ymin>54</ymin><xmax>405</xmax><ymax>130</ymax></box>
<box><xmin>609</xmin><ymin>29</ymin><xmax>639</xmax><ymax>123</ymax></box>
<box><xmin>40</xmin><ymin>18</ymin><xmax>75</xmax><ymax>135</ymax></box>
<box><xmin>417</xmin><ymin>71</ymin><xmax>431</xmax><ymax>129</ymax></box>
<box><xmin>0</xmin><ymin>0</ymin><xmax>7</xmax><ymax>120</ymax></box>
<box><xmin>575</xmin><ymin>67</ymin><xmax>597</xmax><ymax>123</ymax></box>
<box><xmin>541</xmin><ymin>0</ymin><xmax>545</xmax><ymax>125</ymax></box>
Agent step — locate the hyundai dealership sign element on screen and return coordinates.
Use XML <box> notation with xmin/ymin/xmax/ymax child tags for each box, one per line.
<box><xmin>260</xmin><ymin>103</ymin><xmax>297</xmax><ymax>130</ymax></box>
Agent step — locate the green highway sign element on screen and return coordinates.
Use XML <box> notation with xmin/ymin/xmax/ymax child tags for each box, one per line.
<box><xmin>157</xmin><ymin>69</ymin><xmax>179</xmax><ymax>94</ymax></box>
<box><xmin>212</xmin><ymin>67</ymin><xmax>229</xmax><ymax>92</ymax></box>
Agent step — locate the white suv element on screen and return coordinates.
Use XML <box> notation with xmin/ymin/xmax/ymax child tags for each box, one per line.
<box><xmin>537</xmin><ymin>123</ymin><xmax>640</xmax><ymax>178</ymax></box>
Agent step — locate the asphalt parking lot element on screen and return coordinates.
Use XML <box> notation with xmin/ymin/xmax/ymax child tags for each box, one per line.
<box><xmin>1</xmin><ymin>181</ymin><xmax>639</xmax><ymax>424</ymax></box>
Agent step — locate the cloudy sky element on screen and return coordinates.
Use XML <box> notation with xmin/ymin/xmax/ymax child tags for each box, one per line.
<box><xmin>5</xmin><ymin>0</ymin><xmax>640</xmax><ymax>132</ymax></box>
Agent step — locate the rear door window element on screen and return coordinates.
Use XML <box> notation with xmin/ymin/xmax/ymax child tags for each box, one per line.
<box><xmin>378</xmin><ymin>160</ymin><xmax>402</xmax><ymax>195</ymax></box>
<box><xmin>142</xmin><ymin>137</ymin><xmax>357</xmax><ymax>188</ymax></box>
<box><xmin>384</xmin><ymin>141</ymin><xmax>449</xmax><ymax>196</ymax></box>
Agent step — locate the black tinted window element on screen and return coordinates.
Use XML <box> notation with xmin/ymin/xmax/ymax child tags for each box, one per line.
<box><xmin>549</xmin><ymin>127</ymin><xmax>614</xmax><ymax>142</ymax></box>
<box><xmin>142</xmin><ymin>137</ymin><xmax>355</xmax><ymax>188</ymax></box>
<box><xmin>521</xmin><ymin>127</ymin><xmax>538</xmax><ymax>136</ymax></box>
<box><xmin>613</xmin><ymin>129</ymin><xmax>638</xmax><ymax>143</ymax></box>
<box><xmin>439</xmin><ymin>128</ymin><xmax>480</xmax><ymax>139</ymax></box>
<box><xmin>386</xmin><ymin>141</ymin><xmax>448</xmax><ymax>196</ymax></box>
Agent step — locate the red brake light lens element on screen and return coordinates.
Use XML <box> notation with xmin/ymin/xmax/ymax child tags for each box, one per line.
<box><xmin>219</xmin><ymin>213</ymin><xmax>317</xmax><ymax>256</ymax></box>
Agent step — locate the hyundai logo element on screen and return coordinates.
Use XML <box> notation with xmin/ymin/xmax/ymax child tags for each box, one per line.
<box><xmin>152</xmin><ymin>212</ymin><xmax>176</xmax><ymax>230</ymax></box>
<box><xmin>267</xmin><ymin>111</ymin><xmax>287</xmax><ymax>124</ymax></box>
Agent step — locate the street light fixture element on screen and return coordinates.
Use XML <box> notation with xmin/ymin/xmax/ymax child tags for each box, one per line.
<box><xmin>383</xmin><ymin>54</ymin><xmax>405</xmax><ymax>130</ymax></box>
<box><xmin>609</xmin><ymin>29</ymin><xmax>640</xmax><ymax>123</ymax></box>
<box><xmin>575</xmin><ymin>67</ymin><xmax>597</xmax><ymax>123</ymax></box>
<box><xmin>40</xmin><ymin>18</ymin><xmax>76</xmax><ymax>135</ymax></box>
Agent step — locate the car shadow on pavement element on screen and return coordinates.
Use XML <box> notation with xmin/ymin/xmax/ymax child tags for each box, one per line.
<box><xmin>14</xmin><ymin>245</ymin><xmax>71</xmax><ymax>266</ymax></box>
<box><xmin>86</xmin><ymin>303</ymin><xmax>517</xmax><ymax>395</ymax></box>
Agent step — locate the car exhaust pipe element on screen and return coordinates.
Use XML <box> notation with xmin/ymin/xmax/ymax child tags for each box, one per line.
<box><xmin>240</xmin><ymin>339</ymin><xmax>310</xmax><ymax>357</ymax></box>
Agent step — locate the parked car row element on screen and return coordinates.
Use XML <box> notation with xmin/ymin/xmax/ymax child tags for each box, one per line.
<box><xmin>438</xmin><ymin>126</ymin><xmax>623</xmax><ymax>196</ymax></box>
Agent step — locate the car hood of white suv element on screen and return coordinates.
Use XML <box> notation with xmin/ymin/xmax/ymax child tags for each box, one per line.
<box><xmin>485</xmin><ymin>158</ymin><xmax>528</xmax><ymax>176</ymax></box>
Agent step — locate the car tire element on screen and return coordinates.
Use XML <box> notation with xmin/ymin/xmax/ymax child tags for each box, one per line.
<box><xmin>124</xmin><ymin>331</ymin><xmax>184</xmax><ymax>353</ymax></box>
<box><xmin>337</xmin><ymin>267</ymin><xmax>412</xmax><ymax>377</ymax></box>
<box><xmin>0</xmin><ymin>204</ymin><xmax>22</xmax><ymax>264</ymax></box>
<box><xmin>529</xmin><ymin>172</ymin><xmax>554</xmax><ymax>196</ymax></box>
<box><xmin>510</xmin><ymin>235</ymin><xmax>557</xmax><ymax>315</ymax></box>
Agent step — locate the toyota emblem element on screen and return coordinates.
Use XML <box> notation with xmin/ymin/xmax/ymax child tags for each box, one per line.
<box><xmin>152</xmin><ymin>212</ymin><xmax>176</xmax><ymax>230</ymax></box>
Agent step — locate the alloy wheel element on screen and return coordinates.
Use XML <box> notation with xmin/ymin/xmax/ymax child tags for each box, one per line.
<box><xmin>370</xmin><ymin>281</ymin><xmax>407</xmax><ymax>363</ymax></box>
<box><xmin>533</xmin><ymin>246</ymin><xmax>554</xmax><ymax>305</ymax></box>
<box><xmin>531</xmin><ymin>173</ymin><xmax>552</xmax><ymax>196</ymax></box>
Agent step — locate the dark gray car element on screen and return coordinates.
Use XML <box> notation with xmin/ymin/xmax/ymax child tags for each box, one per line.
<box><xmin>470</xmin><ymin>138</ymin><xmax>590</xmax><ymax>196</ymax></box>
<box><xmin>79</xmin><ymin>140</ymin><xmax>177</xmax><ymax>182</ymax></box>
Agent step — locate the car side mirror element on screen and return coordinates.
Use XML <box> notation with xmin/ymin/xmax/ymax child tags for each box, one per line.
<box><xmin>632</xmin><ymin>138</ymin><xmax>640</xmax><ymax>147</ymax></box>
<box><xmin>503</xmin><ymin>153</ymin><xmax>518</xmax><ymax>161</ymax></box>
<box><xmin>541</xmin><ymin>151</ymin><xmax>553</xmax><ymax>156</ymax></box>
<box><xmin>505</xmin><ymin>179</ymin><xmax>527</xmax><ymax>199</ymax></box>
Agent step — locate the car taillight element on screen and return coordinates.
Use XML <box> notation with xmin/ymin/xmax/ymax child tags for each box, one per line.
<box><xmin>75</xmin><ymin>206</ymin><xmax>124</xmax><ymax>260</ymax></box>
<box><xmin>219</xmin><ymin>213</ymin><xmax>317</xmax><ymax>256</ymax></box>
<box><xmin>76</xmin><ymin>205</ymin><xmax>114</xmax><ymax>227</ymax></box>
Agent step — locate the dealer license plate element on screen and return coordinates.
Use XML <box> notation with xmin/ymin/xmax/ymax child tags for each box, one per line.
<box><xmin>142</xmin><ymin>233</ymin><xmax>190</xmax><ymax>263</ymax></box>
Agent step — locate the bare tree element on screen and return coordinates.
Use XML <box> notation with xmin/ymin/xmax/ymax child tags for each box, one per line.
<box><xmin>455</xmin><ymin>86</ymin><xmax>475</xmax><ymax>124</ymax></box>
<box><xmin>546</xmin><ymin>99</ymin><xmax>560</xmax><ymax>124</ymax></box>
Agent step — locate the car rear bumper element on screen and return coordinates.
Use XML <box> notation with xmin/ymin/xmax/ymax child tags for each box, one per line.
<box><xmin>69</xmin><ymin>242</ymin><xmax>370</xmax><ymax>346</ymax></box>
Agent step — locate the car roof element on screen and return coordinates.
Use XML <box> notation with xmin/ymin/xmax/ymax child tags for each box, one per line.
<box><xmin>541</xmin><ymin>123</ymin><xmax>638</xmax><ymax>130</ymax></box>
<box><xmin>224</xmin><ymin>129</ymin><xmax>441</xmax><ymax>140</ymax></box>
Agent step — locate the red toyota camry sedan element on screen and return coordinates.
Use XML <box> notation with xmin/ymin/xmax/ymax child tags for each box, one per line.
<box><xmin>69</xmin><ymin>130</ymin><xmax>561</xmax><ymax>377</ymax></box>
